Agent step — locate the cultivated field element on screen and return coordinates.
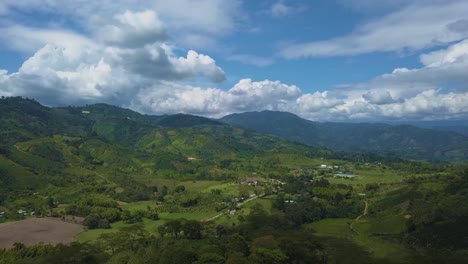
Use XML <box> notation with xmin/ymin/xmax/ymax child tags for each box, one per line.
<box><xmin>0</xmin><ymin>218</ymin><xmax>83</xmax><ymax>249</ymax></box>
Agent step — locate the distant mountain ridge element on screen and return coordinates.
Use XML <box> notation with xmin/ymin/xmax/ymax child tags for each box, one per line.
<box><xmin>220</xmin><ymin>110</ymin><xmax>468</xmax><ymax>162</ymax></box>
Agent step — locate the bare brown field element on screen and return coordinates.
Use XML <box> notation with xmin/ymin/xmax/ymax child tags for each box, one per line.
<box><xmin>0</xmin><ymin>218</ymin><xmax>84</xmax><ymax>249</ymax></box>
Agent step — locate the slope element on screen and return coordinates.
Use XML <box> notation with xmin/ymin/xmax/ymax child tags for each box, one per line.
<box><xmin>220</xmin><ymin>110</ymin><xmax>468</xmax><ymax>162</ymax></box>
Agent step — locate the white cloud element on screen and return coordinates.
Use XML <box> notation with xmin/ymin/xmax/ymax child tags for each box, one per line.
<box><xmin>1</xmin><ymin>1</ymin><xmax>468</xmax><ymax>122</ymax></box>
<box><xmin>96</xmin><ymin>10</ymin><xmax>167</xmax><ymax>48</ymax></box>
<box><xmin>271</xmin><ymin>1</ymin><xmax>294</xmax><ymax>17</ymax></box>
<box><xmin>130</xmin><ymin>78</ymin><xmax>302</xmax><ymax>116</ymax></box>
<box><xmin>2</xmin><ymin>37</ymin><xmax>468</xmax><ymax>121</ymax></box>
<box><xmin>280</xmin><ymin>1</ymin><xmax>468</xmax><ymax>58</ymax></box>
<box><xmin>0</xmin><ymin>25</ymin><xmax>94</xmax><ymax>56</ymax></box>
<box><xmin>420</xmin><ymin>39</ymin><xmax>468</xmax><ymax>67</ymax></box>
<box><xmin>173</xmin><ymin>50</ymin><xmax>226</xmax><ymax>83</ymax></box>
<box><xmin>0</xmin><ymin>0</ymin><xmax>242</xmax><ymax>34</ymax></box>
<box><xmin>227</xmin><ymin>54</ymin><xmax>275</xmax><ymax>67</ymax></box>
<box><xmin>362</xmin><ymin>90</ymin><xmax>398</xmax><ymax>105</ymax></box>
<box><xmin>269</xmin><ymin>0</ymin><xmax>306</xmax><ymax>18</ymax></box>
<box><xmin>0</xmin><ymin>8</ymin><xmax>227</xmax><ymax>105</ymax></box>
<box><xmin>296</xmin><ymin>91</ymin><xmax>344</xmax><ymax>112</ymax></box>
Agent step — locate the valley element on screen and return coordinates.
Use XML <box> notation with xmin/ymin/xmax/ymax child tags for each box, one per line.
<box><xmin>0</xmin><ymin>97</ymin><xmax>467</xmax><ymax>263</ymax></box>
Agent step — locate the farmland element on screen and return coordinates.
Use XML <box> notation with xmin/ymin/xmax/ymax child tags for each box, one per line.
<box><xmin>0</xmin><ymin>218</ymin><xmax>83</xmax><ymax>249</ymax></box>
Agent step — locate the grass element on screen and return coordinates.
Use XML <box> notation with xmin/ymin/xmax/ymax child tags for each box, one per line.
<box><xmin>75</xmin><ymin>218</ymin><xmax>168</xmax><ymax>243</ymax></box>
<box><xmin>305</xmin><ymin>216</ymin><xmax>411</xmax><ymax>261</ymax></box>
<box><xmin>214</xmin><ymin>197</ymin><xmax>274</xmax><ymax>226</ymax></box>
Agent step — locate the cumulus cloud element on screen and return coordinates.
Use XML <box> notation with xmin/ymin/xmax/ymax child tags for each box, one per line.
<box><xmin>128</xmin><ymin>79</ymin><xmax>301</xmax><ymax>116</ymax></box>
<box><xmin>296</xmin><ymin>92</ymin><xmax>344</xmax><ymax>112</ymax></box>
<box><xmin>0</xmin><ymin>8</ymin><xmax>227</xmax><ymax>105</ymax></box>
<box><xmin>1</xmin><ymin>1</ymin><xmax>468</xmax><ymax>122</ymax></box>
<box><xmin>362</xmin><ymin>90</ymin><xmax>398</xmax><ymax>105</ymax></box>
<box><xmin>2</xmin><ymin>37</ymin><xmax>468</xmax><ymax>121</ymax></box>
<box><xmin>174</xmin><ymin>50</ymin><xmax>226</xmax><ymax>82</ymax></box>
<box><xmin>280</xmin><ymin>1</ymin><xmax>468</xmax><ymax>58</ymax></box>
<box><xmin>420</xmin><ymin>39</ymin><xmax>468</xmax><ymax>67</ymax></box>
<box><xmin>96</xmin><ymin>10</ymin><xmax>167</xmax><ymax>48</ymax></box>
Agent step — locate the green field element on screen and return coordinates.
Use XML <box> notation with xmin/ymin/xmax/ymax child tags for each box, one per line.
<box><xmin>306</xmin><ymin>216</ymin><xmax>410</xmax><ymax>260</ymax></box>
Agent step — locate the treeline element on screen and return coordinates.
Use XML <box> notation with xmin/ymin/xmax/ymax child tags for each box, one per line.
<box><xmin>3</xmin><ymin>203</ymin><xmax>468</xmax><ymax>264</ymax></box>
<box><xmin>270</xmin><ymin>176</ymin><xmax>363</xmax><ymax>226</ymax></box>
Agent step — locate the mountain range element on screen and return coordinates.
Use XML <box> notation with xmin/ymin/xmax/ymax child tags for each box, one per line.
<box><xmin>220</xmin><ymin>110</ymin><xmax>468</xmax><ymax>162</ymax></box>
<box><xmin>1</xmin><ymin>97</ymin><xmax>467</xmax><ymax>163</ymax></box>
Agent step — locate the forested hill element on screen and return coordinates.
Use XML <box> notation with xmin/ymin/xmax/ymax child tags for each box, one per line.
<box><xmin>220</xmin><ymin>110</ymin><xmax>468</xmax><ymax>162</ymax></box>
<box><xmin>2</xmin><ymin>97</ymin><xmax>468</xmax><ymax>263</ymax></box>
<box><xmin>0</xmin><ymin>96</ymin><xmax>331</xmax><ymax>201</ymax></box>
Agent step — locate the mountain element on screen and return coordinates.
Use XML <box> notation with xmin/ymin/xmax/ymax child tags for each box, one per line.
<box><xmin>0</xmin><ymin>97</ymin><xmax>333</xmax><ymax>204</ymax></box>
<box><xmin>2</xmin><ymin>97</ymin><xmax>468</xmax><ymax>264</ymax></box>
<box><xmin>391</xmin><ymin>120</ymin><xmax>468</xmax><ymax>136</ymax></box>
<box><xmin>220</xmin><ymin>110</ymin><xmax>468</xmax><ymax>162</ymax></box>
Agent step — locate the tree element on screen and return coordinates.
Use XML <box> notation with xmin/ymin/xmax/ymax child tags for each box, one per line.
<box><xmin>182</xmin><ymin>220</ymin><xmax>203</xmax><ymax>239</ymax></box>
<box><xmin>161</xmin><ymin>185</ymin><xmax>169</xmax><ymax>196</ymax></box>
<box><xmin>98</xmin><ymin>219</ymin><xmax>110</xmax><ymax>229</ymax></box>
<box><xmin>194</xmin><ymin>253</ymin><xmax>224</xmax><ymax>264</ymax></box>
<box><xmin>83</xmin><ymin>214</ymin><xmax>100</xmax><ymax>229</ymax></box>
<box><xmin>249</xmin><ymin>248</ymin><xmax>288</xmax><ymax>264</ymax></box>
<box><xmin>121</xmin><ymin>209</ymin><xmax>143</xmax><ymax>224</ymax></box>
<box><xmin>225</xmin><ymin>234</ymin><xmax>250</xmax><ymax>256</ymax></box>
<box><xmin>174</xmin><ymin>185</ymin><xmax>186</xmax><ymax>193</ymax></box>
<box><xmin>45</xmin><ymin>196</ymin><xmax>54</xmax><ymax>209</ymax></box>
<box><xmin>146</xmin><ymin>210</ymin><xmax>159</xmax><ymax>220</ymax></box>
<box><xmin>165</xmin><ymin>219</ymin><xmax>182</xmax><ymax>238</ymax></box>
<box><xmin>158</xmin><ymin>225</ymin><xmax>168</xmax><ymax>237</ymax></box>
<box><xmin>226</xmin><ymin>252</ymin><xmax>249</xmax><ymax>264</ymax></box>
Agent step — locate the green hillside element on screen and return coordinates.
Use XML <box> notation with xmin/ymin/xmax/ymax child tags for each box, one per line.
<box><xmin>220</xmin><ymin>110</ymin><xmax>468</xmax><ymax>162</ymax></box>
<box><xmin>1</xmin><ymin>97</ymin><xmax>468</xmax><ymax>264</ymax></box>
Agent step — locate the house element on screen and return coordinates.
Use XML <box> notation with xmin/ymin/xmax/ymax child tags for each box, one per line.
<box><xmin>17</xmin><ymin>210</ymin><xmax>28</xmax><ymax>216</ymax></box>
<box><xmin>320</xmin><ymin>164</ymin><xmax>327</xmax><ymax>169</ymax></box>
<box><xmin>333</xmin><ymin>173</ymin><xmax>356</xmax><ymax>179</ymax></box>
<box><xmin>81</xmin><ymin>110</ymin><xmax>91</xmax><ymax>114</ymax></box>
<box><xmin>239</xmin><ymin>177</ymin><xmax>265</xmax><ymax>186</ymax></box>
<box><xmin>229</xmin><ymin>210</ymin><xmax>237</xmax><ymax>215</ymax></box>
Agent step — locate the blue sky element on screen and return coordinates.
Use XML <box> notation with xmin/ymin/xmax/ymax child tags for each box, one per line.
<box><xmin>0</xmin><ymin>0</ymin><xmax>467</xmax><ymax>121</ymax></box>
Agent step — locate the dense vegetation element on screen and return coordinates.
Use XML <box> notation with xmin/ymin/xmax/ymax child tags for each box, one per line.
<box><xmin>220</xmin><ymin>110</ymin><xmax>468</xmax><ymax>162</ymax></box>
<box><xmin>1</xmin><ymin>97</ymin><xmax>468</xmax><ymax>263</ymax></box>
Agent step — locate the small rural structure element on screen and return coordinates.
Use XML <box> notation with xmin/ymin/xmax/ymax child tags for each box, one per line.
<box><xmin>17</xmin><ymin>210</ymin><xmax>28</xmax><ymax>216</ymax></box>
<box><xmin>334</xmin><ymin>173</ymin><xmax>356</xmax><ymax>179</ymax></box>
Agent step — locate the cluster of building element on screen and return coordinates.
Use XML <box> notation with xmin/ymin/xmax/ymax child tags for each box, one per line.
<box><xmin>17</xmin><ymin>209</ymin><xmax>35</xmax><ymax>216</ymax></box>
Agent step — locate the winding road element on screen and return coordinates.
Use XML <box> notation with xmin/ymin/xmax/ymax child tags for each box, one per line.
<box><xmin>202</xmin><ymin>195</ymin><xmax>259</xmax><ymax>222</ymax></box>
<box><xmin>350</xmin><ymin>200</ymin><xmax>368</xmax><ymax>234</ymax></box>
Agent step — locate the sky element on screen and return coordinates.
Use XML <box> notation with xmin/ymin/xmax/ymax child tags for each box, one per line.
<box><xmin>0</xmin><ymin>0</ymin><xmax>468</xmax><ymax>122</ymax></box>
